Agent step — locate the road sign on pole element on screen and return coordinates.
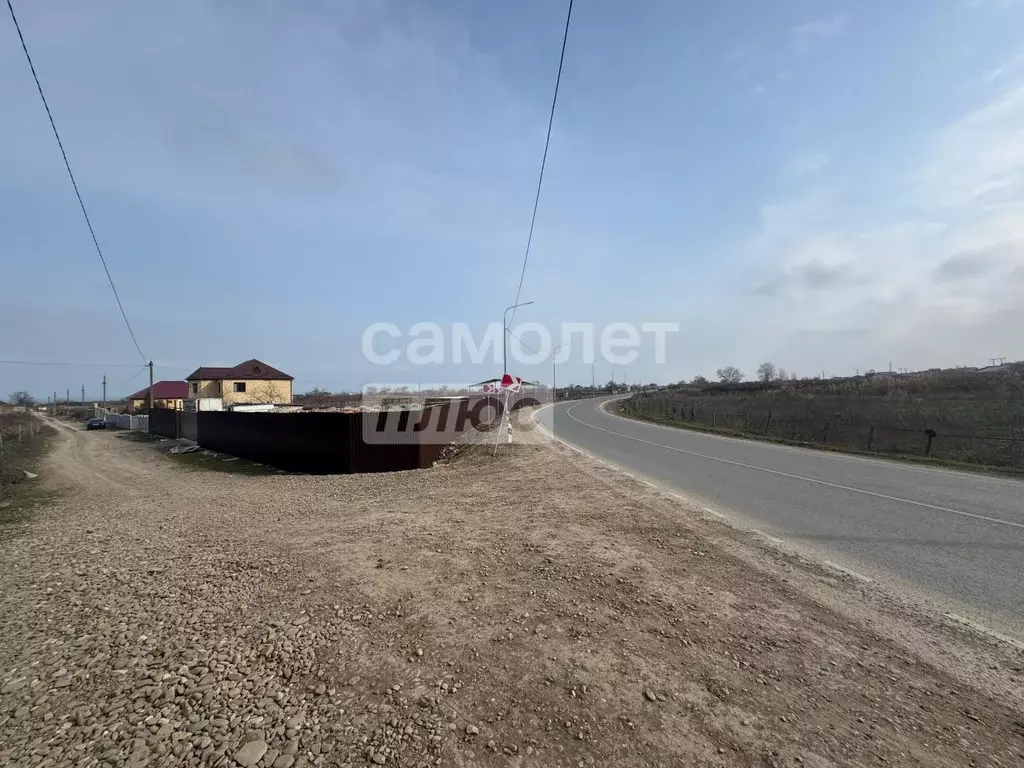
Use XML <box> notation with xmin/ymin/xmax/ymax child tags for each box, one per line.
<box><xmin>500</xmin><ymin>373</ymin><xmax>522</xmax><ymax>393</ymax></box>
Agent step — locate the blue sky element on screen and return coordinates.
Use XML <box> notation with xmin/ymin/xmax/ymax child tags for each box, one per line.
<box><xmin>3</xmin><ymin>0</ymin><xmax>1024</xmax><ymax>398</ymax></box>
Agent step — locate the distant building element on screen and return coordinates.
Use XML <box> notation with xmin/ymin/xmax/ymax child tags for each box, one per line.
<box><xmin>185</xmin><ymin>359</ymin><xmax>294</xmax><ymax>406</ymax></box>
<box><xmin>128</xmin><ymin>381</ymin><xmax>188</xmax><ymax>412</ymax></box>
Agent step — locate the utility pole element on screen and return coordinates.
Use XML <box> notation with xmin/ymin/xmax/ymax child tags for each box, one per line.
<box><xmin>102</xmin><ymin>375</ymin><xmax>107</xmax><ymax>409</ymax></box>
<box><xmin>147</xmin><ymin>361</ymin><xmax>154</xmax><ymax>411</ymax></box>
<box><xmin>551</xmin><ymin>344</ymin><xmax>564</xmax><ymax>402</ymax></box>
<box><xmin>591</xmin><ymin>363</ymin><xmax>595</xmax><ymax>390</ymax></box>
<box><xmin>66</xmin><ymin>388</ymin><xmax>70</xmax><ymax>405</ymax></box>
<box><xmin>81</xmin><ymin>384</ymin><xmax>85</xmax><ymax>404</ymax></box>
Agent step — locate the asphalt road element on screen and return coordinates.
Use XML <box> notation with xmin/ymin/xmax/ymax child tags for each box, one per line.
<box><xmin>536</xmin><ymin>396</ymin><xmax>1024</xmax><ymax>636</ymax></box>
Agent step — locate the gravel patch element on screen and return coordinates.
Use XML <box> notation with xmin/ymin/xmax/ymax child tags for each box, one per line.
<box><xmin>0</xmin><ymin>417</ymin><xmax>1022</xmax><ymax>767</ymax></box>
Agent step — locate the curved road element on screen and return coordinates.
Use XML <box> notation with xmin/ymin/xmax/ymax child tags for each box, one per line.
<box><xmin>536</xmin><ymin>396</ymin><xmax>1024</xmax><ymax>638</ymax></box>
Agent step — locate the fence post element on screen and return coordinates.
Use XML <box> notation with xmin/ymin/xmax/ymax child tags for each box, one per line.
<box><xmin>867</xmin><ymin>425</ymin><xmax>875</xmax><ymax>452</ymax></box>
<box><xmin>763</xmin><ymin>410</ymin><xmax>772</xmax><ymax>436</ymax></box>
<box><xmin>821</xmin><ymin>423</ymin><xmax>828</xmax><ymax>444</ymax></box>
<box><xmin>924</xmin><ymin>428</ymin><xmax>936</xmax><ymax>456</ymax></box>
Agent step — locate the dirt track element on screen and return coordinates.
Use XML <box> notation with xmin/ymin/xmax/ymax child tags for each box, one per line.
<box><xmin>1</xmin><ymin>418</ymin><xmax>1022</xmax><ymax>767</ymax></box>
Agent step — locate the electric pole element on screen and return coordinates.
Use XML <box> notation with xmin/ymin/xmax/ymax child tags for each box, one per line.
<box><xmin>66</xmin><ymin>388</ymin><xmax>70</xmax><ymax>405</ymax></box>
<box><xmin>551</xmin><ymin>344</ymin><xmax>564</xmax><ymax>403</ymax></box>
<box><xmin>102</xmin><ymin>375</ymin><xmax>107</xmax><ymax>409</ymax></box>
<box><xmin>147</xmin><ymin>361</ymin><xmax>154</xmax><ymax>411</ymax></box>
<box><xmin>81</xmin><ymin>385</ymin><xmax>85</xmax><ymax>404</ymax></box>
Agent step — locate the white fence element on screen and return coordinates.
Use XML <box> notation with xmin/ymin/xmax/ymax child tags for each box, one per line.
<box><xmin>95</xmin><ymin>409</ymin><xmax>149</xmax><ymax>431</ymax></box>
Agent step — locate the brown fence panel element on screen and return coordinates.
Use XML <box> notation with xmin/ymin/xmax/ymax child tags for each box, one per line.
<box><xmin>180</xmin><ymin>411</ymin><xmax>198</xmax><ymax>442</ymax></box>
<box><xmin>193</xmin><ymin>410</ymin><xmax>452</xmax><ymax>474</ymax></box>
<box><xmin>197</xmin><ymin>411</ymin><xmax>353</xmax><ymax>472</ymax></box>
<box><xmin>149</xmin><ymin>407</ymin><xmax>179</xmax><ymax>439</ymax></box>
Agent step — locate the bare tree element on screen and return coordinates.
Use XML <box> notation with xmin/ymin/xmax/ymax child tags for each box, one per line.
<box><xmin>9</xmin><ymin>391</ymin><xmax>36</xmax><ymax>407</ymax></box>
<box><xmin>756</xmin><ymin>362</ymin><xmax>777</xmax><ymax>383</ymax></box>
<box><xmin>715</xmin><ymin>366</ymin><xmax>744</xmax><ymax>384</ymax></box>
<box><xmin>243</xmin><ymin>381</ymin><xmax>285</xmax><ymax>403</ymax></box>
<box><xmin>777</xmin><ymin>367</ymin><xmax>788</xmax><ymax>381</ymax></box>
<box><xmin>690</xmin><ymin>375</ymin><xmax>709</xmax><ymax>386</ymax></box>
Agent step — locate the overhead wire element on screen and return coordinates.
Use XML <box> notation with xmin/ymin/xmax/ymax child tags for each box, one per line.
<box><xmin>0</xmin><ymin>359</ymin><xmax>147</xmax><ymax>368</ymax></box>
<box><xmin>507</xmin><ymin>0</ymin><xmax>574</xmax><ymax>330</ymax></box>
<box><xmin>5</xmin><ymin>0</ymin><xmax>147</xmax><ymax>363</ymax></box>
<box><xmin>113</xmin><ymin>365</ymin><xmax>149</xmax><ymax>390</ymax></box>
<box><xmin>504</xmin><ymin>328</ymin><xmax>541</xmax><ymax>358</ymax></box>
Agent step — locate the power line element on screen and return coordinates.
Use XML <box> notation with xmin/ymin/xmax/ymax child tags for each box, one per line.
<box><xmin>507</xmin><ymin>0</ymin><xmax>574</xmax><ymax>329</ymax></box>
<box><xmin>6</xmin><ymin>0</ymin><xmax>147</xmax><ymax>363</ymax></box>
<box><xmin>504</xmin><ymin>328</ymin><xmax>541</xmax><ymax>358</ymax></box>
<box><xmin>0</xmin><ymin>359</ymin><xmax>147</xmax><ymax>368</ymax></box>
<box><xmin>114</xmin><ymin>365</ymin><xmax>149</xmax><ymax>389</ymax></box>
<box><xmin>505</xmin><ymin>327</ymin><xmax>566</xmax><ymax>364</ymax></box>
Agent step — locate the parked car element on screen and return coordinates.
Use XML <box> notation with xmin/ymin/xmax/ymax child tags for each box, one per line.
<box><xmin>85</xmin><ymin>418</ymin><xmax>106</xmax><ymax>430</ymax></box>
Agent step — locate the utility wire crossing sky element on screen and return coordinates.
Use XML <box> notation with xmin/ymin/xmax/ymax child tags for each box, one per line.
<box><xmin>3</xmin><ymin>0</ymin><xmax>1024</xmax><ymax>398</ymax></box>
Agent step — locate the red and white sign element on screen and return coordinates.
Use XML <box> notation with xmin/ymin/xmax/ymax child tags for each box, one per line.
<box><xmin>500</xmin><ymin>373</ymin><xmax>522</xmax><ymax>393</ymax></box>
<box><xmin>481</xmin><ymin>382</ymin><xmax>499</xmax><ymax>394</ymax></box>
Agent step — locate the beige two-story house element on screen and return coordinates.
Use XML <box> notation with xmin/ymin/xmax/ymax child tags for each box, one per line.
<box><xmin>185</xmin><ymin>359</ymin><xmax>294</xmax><ymax>406</ymax></box>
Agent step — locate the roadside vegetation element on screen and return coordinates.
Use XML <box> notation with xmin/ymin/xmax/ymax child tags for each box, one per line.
<box><xmin>619</xmin><ymin>364</ymin><xmax>1024</xmax><ymax>471</ymax></box>
<box><xmin>0</xmin><ymin>407</ymin><xmax>56</xmax><ymax>527</ymax></box>
<box><xmin>169</xmin><ymin>450</ymin><xmax>278</xmax><ymax>476</ymax></box>
<box><xmin>105</xmin><ymin>427</ymin><xmax>278</xmax><ymax>475</ymax></box>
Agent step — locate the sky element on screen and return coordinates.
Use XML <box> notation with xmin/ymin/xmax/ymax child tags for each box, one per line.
<box><xmin>3</xmin><ymin>0</ymin><xmax>1024</xmax><ymax>399</ymax></box>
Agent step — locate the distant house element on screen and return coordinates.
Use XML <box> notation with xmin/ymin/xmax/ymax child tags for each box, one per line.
<box><xmin>185</xmin><ymin>359</ymin><xmax>294</xmax><ymax>406</ymax></box>
<box><xmin>128</xmin><ymin>381</ymin><xmax>188</xmax><ymax>412</ymax></box>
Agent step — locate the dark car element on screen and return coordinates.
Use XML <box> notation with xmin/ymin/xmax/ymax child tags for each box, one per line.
<box><xmin>85</xmin><ymin>418</ymin><xmax>106</xmax><ymax>430</ymax></box>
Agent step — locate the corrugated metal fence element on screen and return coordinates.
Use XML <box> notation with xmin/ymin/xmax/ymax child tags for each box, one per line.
<box><xmin>95</xmin><ymin>408</ymin><xmax>149</xmax><ymax>431</ymax></box>
<box><xmin>147</xmin><ymin>406</ymin><xmax>475</xmax><ymax>474</ymax></box>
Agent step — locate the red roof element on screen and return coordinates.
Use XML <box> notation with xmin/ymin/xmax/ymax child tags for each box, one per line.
<box><xmin>128</xmin><ymin>381</ymin><xmax>189</xmax><ymax>401</ymax></box>
<box><xmin>186</xmin><ymin>359</ymin><xmax>293</xmax><ymax>381</ymax></box>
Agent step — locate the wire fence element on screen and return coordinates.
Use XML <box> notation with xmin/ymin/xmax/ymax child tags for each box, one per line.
<box><xmin>625</xmin><ymin>392</ymin><xmax>1024</xmax><ymax>469</ymax></box>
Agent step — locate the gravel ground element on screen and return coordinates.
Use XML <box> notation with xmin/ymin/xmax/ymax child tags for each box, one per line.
<box><xmin>0</xmin><ymin>415</ymin><xmax>1022</xmax><ymax>767</ymax></box>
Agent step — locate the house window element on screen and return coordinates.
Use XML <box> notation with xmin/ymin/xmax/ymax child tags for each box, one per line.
<box><xmin>234</xmin><ymin>382</ymin><xmax>247</xmax><ymax>393</ymax></box>
<box><xmin>190</xmin><ymin>382</ymin><xmax>198</xmax><ymax>394</ymax></box>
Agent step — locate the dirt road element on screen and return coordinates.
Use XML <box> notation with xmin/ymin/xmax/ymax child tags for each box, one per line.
<box><xmin>1</xmin><ymin>419</ymin><xmax>1022</xmax><ymax>767</ymax></box>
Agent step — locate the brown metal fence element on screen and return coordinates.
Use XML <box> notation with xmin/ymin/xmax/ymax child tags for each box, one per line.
<box><xmin>149</xmin><ymin>404</ymin><xmax>485</xmax><ymax>473</ymax></box>
<box><xmin>149</xmin><ymin>407</ymin><xmax>179</xmax><ymax>439</ymax></box>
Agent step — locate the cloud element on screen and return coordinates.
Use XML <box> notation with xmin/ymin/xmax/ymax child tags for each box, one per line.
<box><xmin>750</xmin><ymin>234</ymin><xmax>855</xmax><ymax>297</ymax></box>
<box><xmin>800</xmin><ymin>257</ymin><xmax>851</xmax><ymax>289</ymax></box>
<box><xmin>735</xmin><ymin>55</ymin><xmax>1024</xmax><ymax>371</ymax></box>
<box><xmin>921</xmin><ymin>84</ymin><xmax>1024</xmax><ymax>211</ymax></box>
<box><xmin>790</xmin><ymin>16</ymin><xmax>848</xmax><ymax>54</ymax></box>
<box><xmin>933</xmin><ymin>243</ymin><xmax>1021</xmax><ymax>281</ymax></box>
